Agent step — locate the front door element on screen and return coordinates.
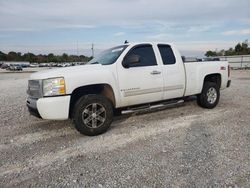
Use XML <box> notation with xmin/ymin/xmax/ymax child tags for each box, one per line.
<box><xmin>117</xmin><ymin>44</ymin><xmax>164</xmax><ymax>107</ymax></box>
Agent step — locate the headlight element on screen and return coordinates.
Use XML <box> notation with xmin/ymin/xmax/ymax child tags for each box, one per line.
<box><xmin>42</xmin><ymin>77</ymin><xmax>66</xmax><ymax>96</ymax></box>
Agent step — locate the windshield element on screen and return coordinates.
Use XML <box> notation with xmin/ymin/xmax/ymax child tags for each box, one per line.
<box><xmin>88</xmin><ymin>45</ymin><xmax>128</xmax><ymax>65</ymax></box>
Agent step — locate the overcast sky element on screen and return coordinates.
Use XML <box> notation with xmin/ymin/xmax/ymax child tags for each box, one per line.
<box><xmin>0</xmin><ymin>0</ymin><xmax>250</xmax><ymax>57</ymax></box>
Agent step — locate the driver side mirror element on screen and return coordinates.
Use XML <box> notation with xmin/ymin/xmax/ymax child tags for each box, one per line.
<box><xmin>123</xmin><ymin>54</ymin><xmax>140</xmax><ymax>68</ymax></box>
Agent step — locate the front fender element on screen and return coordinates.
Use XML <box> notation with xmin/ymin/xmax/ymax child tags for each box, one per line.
<box><xmin>64</xmin><ymin>67</ymin><xmax>121</xmax><ymax>107</ymax></box>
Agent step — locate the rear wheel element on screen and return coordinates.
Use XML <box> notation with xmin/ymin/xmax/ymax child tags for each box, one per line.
<box><xmin>197</xmin><ymin>82</ymin><xmax>220</xmax><ymax>109</ymax></box>
<box><xmin>73</xmin><ymin>95</ymin><xmax>113</xmax><ymax>136</ymax></box>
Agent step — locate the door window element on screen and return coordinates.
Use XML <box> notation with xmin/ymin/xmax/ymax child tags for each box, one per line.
<box><xmin>158</xmin><ymin>45</ymin><xmax>176</xmax><ymax>65</ymax></box>
<box><xmin>124</xmin><ymin>45</ymin><xmax>157</xmax><ymax>67</ymax></box>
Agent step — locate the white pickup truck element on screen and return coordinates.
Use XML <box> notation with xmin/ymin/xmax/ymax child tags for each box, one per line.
<box><xmin>27</xmin><ymin>42</ymin><xmax>231</xmax><ymax>136</ymax></box>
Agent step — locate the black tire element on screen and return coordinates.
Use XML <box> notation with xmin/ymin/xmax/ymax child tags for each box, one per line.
<box><xmin>73</xmin><ymin>94</ymin><xmax>113</xmax><ymax>136</ymax></box>
<box><xmin>197</xmin><ymin>82</ymin><xmax>220</xmax><ymax>109</ymax></box>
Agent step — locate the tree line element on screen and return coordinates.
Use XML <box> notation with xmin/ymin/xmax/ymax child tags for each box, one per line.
<box><xmin>0</xmin><ymin>51</ymin><xmax>92</xmax><ymax>63</ymax></box>
<box><xmin>205</xmin><ymin>40</ymin><xmax>250</xmax><ymax>57</ymax></box>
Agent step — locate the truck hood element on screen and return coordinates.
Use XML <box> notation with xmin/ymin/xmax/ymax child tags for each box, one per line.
<box><xmin>30</xmin><ymin>64</ymin><xmax>104</xmax><ymax>80</ymax></box>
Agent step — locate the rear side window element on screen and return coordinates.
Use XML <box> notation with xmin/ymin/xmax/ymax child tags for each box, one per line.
<box><xmin>158</xmin><ymin>45</ymin><xmax>176</xmax><ymax>65</ymax></box>
<box><xmin>125</xmin><ymin>45</ymin><xmax>157</xmax><ymax>67</ymax></box>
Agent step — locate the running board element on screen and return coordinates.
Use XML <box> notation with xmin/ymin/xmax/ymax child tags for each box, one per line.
<box><xmin>121</xmin><ymin>99</ymin><xmax>184</xmax><ymax>114</ymax></box>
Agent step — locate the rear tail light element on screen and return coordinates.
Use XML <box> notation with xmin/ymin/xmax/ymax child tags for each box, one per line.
<box><xmin>228</xmin><ymin>65</ymin><xmax>230</xmax><ymax>77</ymax></box>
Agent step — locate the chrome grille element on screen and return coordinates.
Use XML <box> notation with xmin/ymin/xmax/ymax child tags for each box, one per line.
<box><xmin>27</xmin><ymin>80</ymin><xmax>42</xmax><ymax>98</ymax></box>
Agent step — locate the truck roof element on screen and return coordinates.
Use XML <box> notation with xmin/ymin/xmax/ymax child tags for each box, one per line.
<box><xmin>125</xmin><ymin>42</ymin><xmax>173</xmax><ymax>46</ymax></box>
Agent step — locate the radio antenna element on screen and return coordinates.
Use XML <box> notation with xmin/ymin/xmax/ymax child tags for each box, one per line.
<box><xmin>91</xmin><ymin>43</ymin><xmax>94</xmax><ymax>57</ymax></box>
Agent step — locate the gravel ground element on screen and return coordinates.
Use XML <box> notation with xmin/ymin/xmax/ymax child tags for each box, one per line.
<box><xmin>0</xmin><ymin>70</ymin><xmax>249</xmax><ymax>187</ymax></box>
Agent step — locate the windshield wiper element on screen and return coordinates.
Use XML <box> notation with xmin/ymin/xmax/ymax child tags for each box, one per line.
<box><xmin>90</xmin><ymin>61</ymin><xmax>99</xmax><ymax>65</ymax></box>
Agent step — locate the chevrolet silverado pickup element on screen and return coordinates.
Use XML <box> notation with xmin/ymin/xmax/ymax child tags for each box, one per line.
<box><xmin>27</xmin><ymin>42</ymin><xmax>231</xmax><ymax>136</ymax></box>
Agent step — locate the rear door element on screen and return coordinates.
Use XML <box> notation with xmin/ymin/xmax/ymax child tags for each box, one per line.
<box><xmin>117</xmin><ymin>44</ymin><xmax>164</xmax><ymax>107</ymax></box>
<box><xmin>157</xmin><ymin>44</ymin><xmax>185</xmax><ymax>99</ymax></box>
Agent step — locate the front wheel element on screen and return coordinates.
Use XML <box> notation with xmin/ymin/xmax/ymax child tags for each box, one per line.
<box><xmin>197</xmin><ymin>82</ymin><xmax>220</xmax><ymax>109</ymax></box>
<box><xmin>73</xmin><ymin>95</ymin><xmax>113</xmax><ymax>136</ymax></box>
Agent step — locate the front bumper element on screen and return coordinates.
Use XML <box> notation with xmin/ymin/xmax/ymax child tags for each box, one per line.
<box><xmin>27</xmin><ymin>104</ymin><xmax>41</xmax><ymax>118</ymax></box>
<box><xmin>227</xmin><ymin>80</ymin><xmax>231</xmax><ymax>88</ymax></box>
<box><xmin>27</xmin><ymin>95</ymin><xmax>70</xmax><ymax>120</ymax></box>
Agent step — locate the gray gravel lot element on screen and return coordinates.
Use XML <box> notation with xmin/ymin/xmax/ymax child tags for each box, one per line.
<box><xmin>0</xmin><ymin>70</ymin><xmax>249</xmax><ymax>187</ymax></box>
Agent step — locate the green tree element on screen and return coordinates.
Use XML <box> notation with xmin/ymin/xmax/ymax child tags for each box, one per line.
<box><xmin>235</xmin><ymin>43</ymin><xmax>243</xmax><ymax>54</ymax></box>
<box><xmin>0</xmin><ymin>51</ymin><xmax>7</xmax><ymax>61</ymax></box>
<box><xmin>62</xmin><ymin>53</ymin><xmax>68</xmax><ymax>62</ymax></box>
<box><xmin>36</xmin><ymin>54</ymin><xmax>47</xmax><ymax>63</ymax></box>
<box><xmin>48</xmin><ymin>53</ymin><xmax>58</xmax><ymax>62</ymax></box>
<box><xmin>205</xmin><ymin>40</ymin><xmax>250</xmax><ymax>57</ymax></box>
<box><xmin>16</xmin><ymin>52</ymin><xmax>22</xmax><ymax>61</ymax></box>
<box><xmin>7</xmin><ymin>51</ymin><xmax>18</xmax><ymax>61</ymax></box>
<box><xmin>225</xmin><ymin>48</ymin><xmax>234</xmax><ymax>56</ymax></box>
<box><xmin>23</xmin><ymin>52</ymin><xmax>37</xmax><ymax>63</ymax></box>
<box><xmin>0</xmin><ymin>50</ymin><xmax>92</xmax><ymax>63</ymax></box>
<box><xmin>205</xmin><ymin>50</ymin><xmax>217</xmax><ymax>57</ymax></box>
<box><xmin>242</xmin><ymin>40</ymin><xmax>248</xmax><ymax>53</ymax></box>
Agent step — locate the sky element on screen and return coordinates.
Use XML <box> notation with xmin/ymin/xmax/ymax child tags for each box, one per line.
<box><xmin>0</xmin><ymin>0</ymin><xmax>250</xmax><ymax>57</ymax></box>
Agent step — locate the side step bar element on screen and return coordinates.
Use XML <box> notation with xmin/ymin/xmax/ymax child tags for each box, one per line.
<box><xmin>121</xmin><ymin>99</ymin><xmax>184</xmax><ymax>115</ymax></box>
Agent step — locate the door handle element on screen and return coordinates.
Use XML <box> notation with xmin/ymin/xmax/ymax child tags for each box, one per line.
<box><xmin>151</xmin><ymin>70</ymin><xmax>161</xmax><ymax>75</ymax></box>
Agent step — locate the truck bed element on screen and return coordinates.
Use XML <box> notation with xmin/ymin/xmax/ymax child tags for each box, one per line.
<box><xmin>183</xmin><ymin>61</ymin><xmax>229</xmax><ymax>96</ymax></box>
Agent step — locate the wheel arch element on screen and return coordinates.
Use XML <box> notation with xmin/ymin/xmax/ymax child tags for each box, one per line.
<box><xmin>203</xmin><ymin>73</ymin><xmax>222</xmax><ymax>89</ymax></box>
<box><xmin>69</xmin><ymin>84</ymin><xmax>116</xmax><ymax>118</ymax></box>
